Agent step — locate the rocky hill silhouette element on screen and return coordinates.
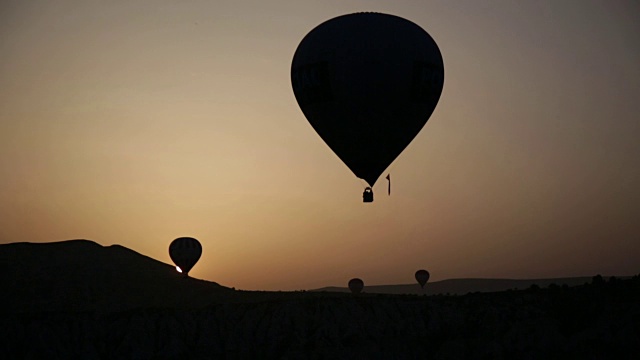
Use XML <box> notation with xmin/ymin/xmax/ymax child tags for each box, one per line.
<box><xmin>1</xmin><ymin>240</ymin><xmax>638</xmax><ymax>359</ymax></box>
<box><xmin>0</xmin><ymin>240</ymin><xmax>236</xmax><ymax>313</ymax></box>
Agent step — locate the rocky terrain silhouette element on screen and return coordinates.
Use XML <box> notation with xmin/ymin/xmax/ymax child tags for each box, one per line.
<box><xmin>1</xmin><ymin>240</ymin><xmax>638</xmax><ymax>359</ymax></box>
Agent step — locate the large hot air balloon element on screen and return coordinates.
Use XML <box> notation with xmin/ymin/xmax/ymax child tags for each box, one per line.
<box><xmin>348</xmin><ymin>278</ymin><xmax>364</xmax><ymax>294</ymax></box>
<box><xmin>291</xmin><ymin>12</ymin><xmax>444</xmax><ymax>201</ymax></box>
<box><xmin>415</xmin><ymin>269</ymin><xmax>430</xmax><ymax>289</ymax></box>
<box><xmin>169</xmin><ymin>237</ymin><xmax>202</xmax><ymax>276</ymax></box>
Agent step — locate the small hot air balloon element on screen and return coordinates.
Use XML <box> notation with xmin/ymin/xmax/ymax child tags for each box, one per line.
<box><xmin>169</xmin><ymin>237</ymin><xmax>202</xmax><ymax>276</ymax></box>
<box><xmin>415</xmin><ymin>269</ymin><xmax>430</xmax><ymax>289</ymax></box>
<box><xmin>291</xmin><ymin>13</ymin><xmax>445</xmax><ymax>201</ymax></box>
<box><xmin>348</xmin><ymin>278</ymin><xmax>364</xmax><ymax>294</ymax></box>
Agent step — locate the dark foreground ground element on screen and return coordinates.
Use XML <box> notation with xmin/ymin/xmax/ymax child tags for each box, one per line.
<box><xmin>2</xmin><ymin>276</ymin><xmax>638</xmax><ymax>359</ymax></box>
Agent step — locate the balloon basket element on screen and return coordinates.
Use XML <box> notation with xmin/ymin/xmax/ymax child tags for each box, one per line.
<box><xmin>363</xmin><ymin>187</ymin><xmax>374</xmax><ymax>203</ymax></box>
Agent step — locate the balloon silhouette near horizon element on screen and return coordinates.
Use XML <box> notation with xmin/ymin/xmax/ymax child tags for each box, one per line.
<box><xmin>291</xmin><ymin>12</ymin><xmax>445</xmax><ymax>202</ymax></box>
<box><xmin>169</xmin><ymin>237</ymin><xmax>202</xmax><ymax>276</ymax></box>
<box><xmin>348</xmin><ymin>278</ymin><xmax>365</xmax><ymax>294</ymax></box>
<box><xmin>415</xmin><ymin>269</ymin><xmax>430</xmax><ymax>289</ymax></box>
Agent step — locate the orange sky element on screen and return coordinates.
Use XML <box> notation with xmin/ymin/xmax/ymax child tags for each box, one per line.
<box><xmin>1</xmin><ymin>0</ymin><xmax>638</xmax><ymax>290</ymax></box>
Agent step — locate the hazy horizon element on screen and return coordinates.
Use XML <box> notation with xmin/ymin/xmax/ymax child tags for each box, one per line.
<box><xmin>1</xmin><ymin>0</ymin><xmax>638</xmax><ymax>290</ymax></box>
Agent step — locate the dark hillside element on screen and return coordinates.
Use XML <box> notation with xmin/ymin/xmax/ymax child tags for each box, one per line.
<box><xmin>0</xmin><ymin>240</ymin><xmax>234</xmax><ymax>312</ymax></box>
<box><xmin>1</xmin><ymin>240</ymin><xmax>638</xmax><ymax>359</ymax></box>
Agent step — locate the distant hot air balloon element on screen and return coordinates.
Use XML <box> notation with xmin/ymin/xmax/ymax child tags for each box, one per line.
<box><xmin>291</xmin><ymin>13</ymin><xmax>445</xmax><ymax>202</ymax></box>
<box><xmin>415</xmin><ymin>269</ymin><xmax>430</xmax><ymax>289</ymax></box>
<box><xmin>169</xmin><ymin>237</ymin><xmax>202</xmax><ymax>276</ymax></box>
<box><xmin>348</xmin><ymin>278</ymin><xmax>364</xmax><ymax>294</ymax></box>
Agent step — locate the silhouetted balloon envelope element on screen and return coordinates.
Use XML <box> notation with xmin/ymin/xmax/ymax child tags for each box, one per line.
<box><xmin>348</xmin><ymin>278</ymin><xmax>364</xmax><ymax>294</ymax></box>
<box><xmin>415</xmin><ymin>269</ymin><xmax>430</xmax><ymax>288</ymax></box>
<box><xmin>169</xmin><ymin>237</ymin><xmax>202</xmax><ymax>276</ymax></box>
<box><xmin>291</xmin><ymin>13</ymin><xmax>444</xmax><ymax>187</ymax></box>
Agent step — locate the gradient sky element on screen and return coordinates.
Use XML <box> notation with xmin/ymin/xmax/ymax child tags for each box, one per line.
<box><xmin>1</xmin><ymin>0</ymin><xmax>638</xmax><ymax>290</ymax></box>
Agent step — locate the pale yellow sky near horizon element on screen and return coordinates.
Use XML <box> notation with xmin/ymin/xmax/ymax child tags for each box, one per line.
<box><xmin>1</xmin><ymin>0</ymin><xmax>639</xmax><ymax>290</ymax></box>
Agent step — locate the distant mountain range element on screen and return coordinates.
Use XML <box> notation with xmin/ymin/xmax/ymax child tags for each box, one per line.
<box><xmin>313</xmin><ymin>277</ymin><xmax>608</xmax><ymax>296</ymax></box>
<box><xmin>0</xmin><ymin>240</ymin><xmax>628</xmax><ymax>312</ymax></box>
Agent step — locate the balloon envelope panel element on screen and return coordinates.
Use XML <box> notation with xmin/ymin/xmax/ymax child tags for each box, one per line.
<box><xmin>169</xmin><ymin>237</ymin><xmax>202</xmax><ymax>275</ymax></box>
<box><xmin>292</xmin><ymin>13</ymin><xmax>444</xmax><ymax>186</ymax></box>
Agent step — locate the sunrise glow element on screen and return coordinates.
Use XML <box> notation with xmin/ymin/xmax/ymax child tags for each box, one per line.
<box><xmin>0</xmin><ymin>0</ymin><xmax>638</xmax><ymax>291</ymax></box>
